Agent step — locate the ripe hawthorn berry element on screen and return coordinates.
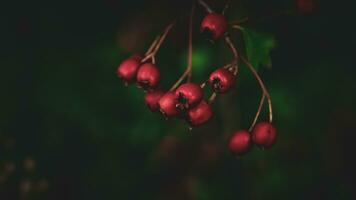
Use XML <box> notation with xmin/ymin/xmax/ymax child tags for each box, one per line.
<box><xmin>200</xmin><ymin>13</ymin><xmax>227</xmax><ymax>40</ymax></box>
<box><xmin>175</xmin><ymin>83</ymin><xmax>204</xmax><ymax>111</ymax></box>
<box><xmin>228</xmin><ymin>130</ymin><xmax>252</xmax><ymax>155</ymax></box>
<box><xmin>158</xmin><ymin>91</ymin><xmax>179</xmax><ymax>117</ymax></box>
<box><xmin>251</xmin><ymin>122</ymin><xmax>277</xmax><ymax>149</ymax></box>
<box><xmin>144</xmin><ymin>90</ymin><xmax>165</xmax><ymax>112</ymax></box>
<box><xmin>208</xmin><ymin>68</ymin><xmax>235</xmax><ymax>93</ymax></box>
<box><xmin>136</xmin><ymin>63</ymin><xmax>160</xmax><ymax>90</ymax></box>
<box><xmin>187</xmin><ymin>100</ymin><xmax>213</xmax><ymax>126</ymax></box>
<box><xmin>116</xmin><ymin>55</ymin><xmax>142</xmax><ymax>84</ymax></box>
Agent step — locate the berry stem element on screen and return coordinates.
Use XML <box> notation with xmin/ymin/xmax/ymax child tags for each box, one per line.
<box><xmin>197</xmin><ymin>0</ymin><xmax>213</xmax><ymax>13</ymax></box>
<box><xmin>142</xmin><ymin>22</ymin><xmax>175</xmax><ymax>63</ymax></box>
<box><xmin>241</xmin><ymin>56</ymin><xmax>273</xmax><ymax>123</ymax></box>
<box><xmin>170</xmin><ymin>3</ymin><xmax>195</xmax><ymax>91</ymax></box>
<box><xmin>249</xmin><ymin>93</ymin><xmax>266</xmax><ymax>131</ymax></box>
<box><xmin>145</xmin><ymin>34</ymin><xmax>162</xmax><ymax>56</ymax></box>
<box><xmin>208</xmin><ymin>92</ymin><xmax>217</xmax><ymax>103</ymax></box>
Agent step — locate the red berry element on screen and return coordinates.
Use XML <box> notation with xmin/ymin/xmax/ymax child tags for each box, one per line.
<box><xmin>158</xmin><ymin>92</ymin><xmax>179</xmax><ymax>117</ymax></box>
<box><xmin>208</xmin><ymin>68</ymin><xmax>235</xmax><ymax>93</ymax></box>
<box><xmin>228</xmin><ymin>130</ymin><xmax>252</xmax><ymax>155</ymax></box>
<box><xmin>144</xmin><ymin>90</ymin><xmax>165</xmax><ymax>112</ymax></box>
<box><xmin>175</xmin><ymin>83</ymin><xmax>203</xmax><ymax>111</ymax></box>
<box><xmin>187</xmin><ymin>100</ymin><xmax>213</xmax><ymax>126</ymax></box>
<box><xmin>251</xmin><ymin>122</ymin><xmax>277</xmax><ymax>148</ymax></box>
<box><xmin>200</xmin><ymin>13</ymin><xmax>227</xmax><ymax>40</ymax></box>
<box><xmin>116</xmin><ymin>56</ymin><xmax>141</xmax><ymax>84</ymax></box>
<box><xmin>136</xmin><ymin>63</ymin><xmax>160</xmax><ymax>90</ymax></box>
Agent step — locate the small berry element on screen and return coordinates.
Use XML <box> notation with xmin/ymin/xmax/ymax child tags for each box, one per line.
<box><xmin>158</xmin><ymin>92</ymin><xmax>179</xmax><ymax>117</ymax></box>
<box><xmin>200</xmin><ymin>13</ymin><xmax>227</xmax><ymax>40</ymax></box>
<box><xmin>187</xmin><ymin>100</ymin><xmax>213</xmax><ymax>127</ymax></box>
<box><xmin>228</xmin><ymin>130</ymin><xmax>252</xmax><ymax>155</ymax></box>
<box><xmin>137</xmin><ymin>63</ymin><xmax>160</xmax><ymax>90</ymax></box>
<box><xmin>251</xmin><ymin>122</ymin><xmax>277</xmax><ymax>149</ymax></box>
<box><xmin>208</xmin><ymin>68</ymin><xmax>235</xmax><ymax>93</ymax></box>
<box><xmin>116</xmin><ymin>56</ymin><xmax>141</xmax><ymax>84</ymax></box>
<box><xmin>175</xmin><ymin>83</ymin><xmax>204</xmax><ymax>111</ymax></box>
<box><xmin>144</xmin><ymin>90</ymin><xmax>165</xmax><ymax>112</ymax></box>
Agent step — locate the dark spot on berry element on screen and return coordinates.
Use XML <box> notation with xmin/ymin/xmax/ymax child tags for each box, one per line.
<box><xmin>202</xmin><ymin>28</ymin><xmax>214</xmax><ymax>41</ymax></box>
<box><xmin>212</xmin><ymin>78</ymin><xmax>222</xmax><ymax>91</ymax></box>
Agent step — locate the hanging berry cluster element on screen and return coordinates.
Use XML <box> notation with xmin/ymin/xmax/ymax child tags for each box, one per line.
<box><xmin>116</xmin><ymin>0</ymin><xmax>277</xmax><ymax>156</ymax></box>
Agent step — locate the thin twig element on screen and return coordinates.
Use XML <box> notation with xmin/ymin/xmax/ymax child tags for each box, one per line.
<box><xmin>145</xmin><ymin>34</ymin><xmax>162</xmax><ymax>56</ymax></box>
<box><xmin>241</xmin><ymin>55</ymin><xmax>273</xmax><ymax>123</ymax></box>
<box><xmin>249</xmin><ymin>93</ymin><xmax>266</xmax><ymax>131</ymax></box>
<box><xmin>142</xmin><ymin>22</ymin><xmax>175</xmax><ymax>63</ymax></box>
<box><xmin>197</xmin><ymin>0</ymin><xmax>213</xmax><ymax>13</ymax></box>
<box><xmin>169</xmin><ymin>4</ymin><xmax>195</xmax><ymax>91</ymax></box>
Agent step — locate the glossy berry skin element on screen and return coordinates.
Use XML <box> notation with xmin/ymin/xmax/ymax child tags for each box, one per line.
<box><xmin>158</xmin><ymin>92</ymin><xmax>179</xmax><ymax>117</ymax></box>
<box><xmin>252</xmin><ymin>122</ymin><xmax>277</xmax><ymax>148</ymax></box>
<box><xmin>175</xmin><ymin>83</ymin><xmax>204</xmax><ymax>111</ymax></box>
<box><xmin>200</xmin><ymin>13</ymin><xmax>227</xmax><ymax>40</ymax></box>
<box><xmin>136</xmin><ymin>63</ymin><xmax>160</xmax><ymax>90</ymax></box>
<box><xmin>187</xmin><ymin>100</ymin><xmax>213</xmax><ymax>126</ymax></box>
<box><xmin>228</xmin><ymin>130</ymin><xmax>252</xmax><ymax>155</ymax></box>
<box><xmin>116</xmin><ymin>56</ymin><xmax>142</xmax><ymax>84</ymax></box>
<box><xmin>208</xmin><ymin>68</ymin><xmax>235</xmax><ymax>93</ymax></box>
<box><xmin>144</xmin><ymin>90</ymin><xmax>165</xmax><ymax>112</ymax></box>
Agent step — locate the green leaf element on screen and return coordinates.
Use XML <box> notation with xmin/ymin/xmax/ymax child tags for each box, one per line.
<box><xmin>241</xmin><ymin>27</ymin><xmax>276</xmax><ymax>70</ymax></box>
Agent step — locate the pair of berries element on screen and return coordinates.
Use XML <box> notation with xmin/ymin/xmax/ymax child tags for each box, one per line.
<box><xmin>145</xmin><ymin>83</ymin><xmax>213</xmax><ymax>127</ymax></box>
<box><xmin>228</xmin><ymin>122</ymin><xmax>277</xmax><ymax>156</ymax></box>
<box><xmin>116</xmin><ymin>55</ymin><xmax>160</xmax><ymax>89</ymax></box>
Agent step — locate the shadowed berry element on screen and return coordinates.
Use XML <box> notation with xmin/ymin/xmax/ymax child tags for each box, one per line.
<box><xmin>209</xmin><ymin>68</ymin><xmax>235</xmax><ymax>93</ymax></box>
<box><xmin>252</xmin><ymin>122</ymin><xmax>277</xmax><ymax>149</ymax></box>
<box><xmin>158</xmin><ymin>92</ymin><xmax>179</xmax><ymax>117</ymax></box>
<box><xmin>116</xmin><ymin>55</ymin><xmax>142</xmax><ymax>84</ymax></box>
<box><xmin>175</xmin><ymin>83</ymin><xmax>203</xmax><ymax>111</ymax></box>
<box><xmin>144</xmin><ymin>90</ymin><xmax>165</xmax><ymax>112</ymax></box>
<box><xmin>200</xmin><ymin>13</ymin><xmax>227</xmax><ymax>40</ymax></box>
<box><xmin>187</xmin><ymin>100</ymin><xmax>213</xmax><ymax>126</ymax></box>
<box><xmin>137</xmin><ymin>63</ymin><xmax>160</xmax><ymax>90</ymax></box>
<box><xmin>228</xmin><ymin>130</ymin><xmax>252</xmax><ymax>155</ymax></box>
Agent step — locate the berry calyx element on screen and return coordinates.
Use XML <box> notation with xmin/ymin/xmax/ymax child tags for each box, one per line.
<box><xmin>251</xmin><ymin>122</ymin><xmax>277</xmax><ymax>149</ymax></box>
<box><xmin>116</xmin><ymin>55</ymin><xmax>142</xmax><ymax>84</ymax></box>
<box><xmin>144</xmin><ymin>90</ymin><xmax>165</xmax><ymax>112</ymax></box>
<box><xmin>187</xmin><ymin>100</ymin><xmax>213</xmax><ymax>126</ymax></box>
<box><xmin>175</xmin><ymin>83</ymin><xmax>204</xmax><ymax>111</ymax></box>
<box><xmin>228</xmin><ymin>130</ymin><xmax>252</xmax><ymax>155</ymax></box>
<box><xmin>200</xmin><ymin>13</ymin><xmax>227</xmax><ymax>40</ymax></box>
<box><xmin>158</xmin><ymin>92</ymin><xmax>179</xmax><ymax>117</ymax></box>
<box><xmin>136</xmin><ymin>63</ymin><xmax>160</xmax><ymax>90</ymax></box>
<box><xmin>208</xmin><ymin>68</ymin><xmax>235</xmax><ymax>93</ymax></box>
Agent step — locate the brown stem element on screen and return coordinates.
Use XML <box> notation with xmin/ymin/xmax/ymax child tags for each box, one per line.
<box><xmin>241</xmin><ymin>55</ymin><xmax>273</xmax><ymax>123</ymax></box>
<box><xmin>224</xmin><ymin>36</ymin><xmax>239</xmax><ymax>75</ymax></box>
<box><xmin>142</xmin><ymin>22</ymin><xmax>175</xmax><ymax>63</ymax></box>
<box><xmin>249</xmin><ymin>93</ymin><xmax>265</xmax><ymax>131</ymax></box>
<box><xmin>197</xmin><ymin>0</ymin><xmax>213</xmax><ymax>13</ymax></box>
<box><xmin>209</xmin><ymin>92</ymin><xmax>217</xmax><ymax>103</ymax></box>
<box><xmin>170</xmin><ymin>4</ymin><xmax>195</xmax><ymax>91</ymax></box>
<box><xmin>145</xmin><ymin>34</ymin><xmax>162</xmax><ymax>56</ymax></box>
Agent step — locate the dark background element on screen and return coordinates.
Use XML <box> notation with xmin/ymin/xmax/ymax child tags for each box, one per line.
<box><xmin>1</xmin><ymin>0</ymin><xmax>356</xmax><ymax>199</ymax></box>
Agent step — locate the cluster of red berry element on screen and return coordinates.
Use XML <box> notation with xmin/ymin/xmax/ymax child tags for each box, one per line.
<box><xmin>116</xmin><ymin>0</ymin><xmax>277</xmax><ymax>156</ymax></box>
